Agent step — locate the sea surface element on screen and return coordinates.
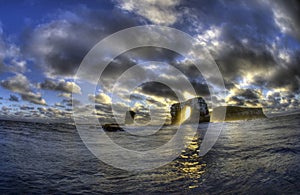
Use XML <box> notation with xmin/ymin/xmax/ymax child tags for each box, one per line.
<box><xmin>0</xmin><ymin>114</ymin><xmax>300</xmax><ymax>194</ymax></box>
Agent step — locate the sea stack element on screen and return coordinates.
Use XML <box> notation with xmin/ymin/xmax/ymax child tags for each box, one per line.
<box><xmin>102</xmin><ymin>110</ymin><xmax>136</xmax><ymax>131</ymax></box>
<box><xmin>170</xmin><ymin>97</ymin><xmax>210</xmax><ymax>125</ymax></box>
<box><xmin>125</xmin><ymin>110</ymin><xmax>136</xmax><ymax>124</ymax></box>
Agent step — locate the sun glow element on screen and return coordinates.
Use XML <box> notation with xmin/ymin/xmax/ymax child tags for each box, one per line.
<box><xmin>182</xmin><ymin>106</ymin><xmax>191</xmax><ymax>122</ymax></box>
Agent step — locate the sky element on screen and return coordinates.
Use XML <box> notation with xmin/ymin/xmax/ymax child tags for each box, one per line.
<box><xmin>0</xmin><ymin>0</ymin><xmax>299</xmax><ymax>123</ymax></box>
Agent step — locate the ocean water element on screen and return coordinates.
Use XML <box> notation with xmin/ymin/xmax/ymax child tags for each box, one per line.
<box><xmin>0</xmin><ymin>114</ymin><xmax>300</xmax><ymax>194</ymax></box>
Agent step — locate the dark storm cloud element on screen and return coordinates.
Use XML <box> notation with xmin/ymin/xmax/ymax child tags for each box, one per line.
<box><xmin>9</xmin><ymin>94</ymin><xmax>19</xmax><ymax>102</ymax></box>
<box><xmin>266</xmin><ymin>51</ymin><xmax>300</xmax><ymax>93</ymax></box>
<box><xmin>229</xmin><ymin>95</ymin><xmax>261</xmax><ymax>107</ymax></box>
<box><xmin>100</xmin><ymin>47</ymin><xmax>181</xmax><ymax>90</ymax></box>
<box><xmin>100</xmin><ymin>47</ymin><xmax>211</xmax><ymax>101</ymax></box>
<box><xmin>22</xmin><ymin>6</ymin><xmax>141</xmax><ymax>78</ymax></box>
<box><xmin>137</xmin><ymin>82</ymin><xmax>178</xmax><ymax>101</ymax></box>
<box><xmin>100</xmin><ymin>55</ymin><xmax>137</xmax><ymax>90</ymax></box>
<box><xmin>215</xmin><ymin>39</ymin><xmax>300</xmax><ymax>98</ymax></box>
<box><xmin>215</xmin><ymin>35</ymin><xmax>276</xmax><ymax>80</ymax></box>
<box><xmin>270</xmin><ymin>0</ymin><xmax>300</xmax><ymax>41</ymax></box>
<box><xmin>226</xmin><ymin>87</ymin><xmax>263</xmax><ymax>107</ymax></box>
<box><xmin>145</xmin><ymin>98</ymin><xmax>167</xmax><ymax>108</ymax></box>
<box><xmin>177</xmin><ymin>0</ymin><xmax>300</xmax><ymax>98</ymax></box>
<box><xmin>228</xmin><ymin>96</ymin><xmax>244</xmax><ymax>106</ymax></box>
<box><xmin>178</xmin><ymin>0</ymin><xmax>277</xmax><ymax>36</ymax></box>
<box><xmin>0</xmin><ymin>0</ymin><xmax>296</xmax><ymax>118</ymax></box>
<box><xmin>239</xmin><ymin>89</ymin><xmax>260</xmax><ymax>100</ymax></box>
<box><xmin>190</xmin><ymin>79</ymin><xmax>210</xmax><ymax>97</ymax></box>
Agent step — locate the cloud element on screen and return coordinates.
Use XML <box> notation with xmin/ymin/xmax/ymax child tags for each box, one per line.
<box><xmin>62</xmin><ymin>98</ymin><xmax>81</xmax><ymax>107</ymax></box>
<box><xmin>23</xmin><ymin>6</ymin><xmax>140</xmax><ymax>78</ymax></box>
<box><xmin>20</xmin><ymin>105</ymin><xmax>34</xmax><ymax>110</ymax></box>
<box><xmin>1</xmin><ymin>106</ymin><xmax>11</xmax><ymax>112</ymax></box>
<box><xmin>1</xmin><ymin>74</ymin><xmax>47</xmax><ymax>105</ymax></box>
<box><xmin>36</xmin><ymin>106</ymin><xmax>72</xmax><ymax>120</ymax></box>
<box><xmin>89</xmin><ymin>92</ymin><xmax>112</xmax><ymax>104</ymax></box>
<box><xmin>54</xmin><ymin>102</ymin><xmax>65</xmax><ymax>108</ymax></box>
<box><xmin>39</xmin><ymin>79</ymin><xmax>81</xmax><ymax>94</ymax></box>
<box><xmin>136</xmin><ymin>82</ymin><xmax>178</xmax><ymax>101</ymax></box>
<box><xmin>37</xmin><ymin>107</ymin><xmax>47</xmax><ymax>114</ymax></box>
<box><xmin>1</xmin><ymin>74</ymin><xmax>31</xmax><ymax>93</ymax></box>
<box><xmin>9</xmin><ymin>94</ymin><xmax>19</xmax><ymax>102</ymax></box>
<box><xmin>187</xmin><ymin>9</ymin><xmax>300</xmax><ymax>111</ymax></box>
<box><xmin>0</xmin><ymin>30</ymin><xmax>27</xmax><ymax>74</ymax></box>
<box><xmin>115</xmin><ymin>0</ymin><xmax>181</xmax><ymax>25</ymax></box>
<box><xmin>0</xmin><ymin>0</ymin><xmax>298</xmax><ymax>119</ymax></box>
<box><xmin>58</xmin><ymin>93</ymin><xmax>72</xmax><ymax>99</ymax></box>
<box><xmin>21</xmin><ymin>92</ymin><xmax>47</xmax><ymax>105</ymax></box>
<box><xmin>226</xmin><ymin>86</ymin><xmax>263</xmax><ymax>107</ymax></box>
<box><xmin>267</xmin><ymin>0</ymin><xmax>300</xmax><ymax>41</ymax></box>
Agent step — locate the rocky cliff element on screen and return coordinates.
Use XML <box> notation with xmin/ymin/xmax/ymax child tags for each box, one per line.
<box><xmin>102</xmin><ymin>110</ymin><xmax>136</xmax><ymax>131</ymax></box>
<box><xmin>211</xmin><ymin>106</ymin><xmax>266</xmax><ymax>122</ymax></box>
<box><xmin>170</xmin><ymin>97</ymin><xmax>210</xmax><ymax>125</ymax></box>
<box><xmin>125</xmin><ymin>110</ymin><xmax>136</xmax><ymax>124</ymax></box>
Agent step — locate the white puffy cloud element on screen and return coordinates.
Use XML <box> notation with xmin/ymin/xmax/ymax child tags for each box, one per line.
<box><xmin>115</xmin><ymin>0</ymin><xmax>181</xmax><ymax>25</ymax></box>
<box><xmin>39</xmin><ymin>79</ymin><xmax>81</xmax><ymax>94</ymax></box>
<box><xmin>1</xmin><ymin>74</ymin><xmax>47</xmax><ymax>105</ymax></box>
<box><xmin>21</xmin><ymin>92</ymin><xmax>47</xmax><ymax>105</ymax></box>
<box><xmin>89</xmin><ymin>93</ymin><xmax>112</xmax><ymax>104</ymax></box>
<box><xmin>1</xmin><ymin>74</ymin><xmax>31</xmax><ymax>94</ymax></box>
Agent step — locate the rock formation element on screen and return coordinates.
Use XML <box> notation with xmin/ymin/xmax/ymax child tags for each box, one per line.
<box><xmin>211</xmin><ymin>106</ymin><xmax>266</xmax><ymax>122</ymax></box>
<box><xmin>170</xmin><ymin>98</ymin><xmax>266</xmax><ymax>124</ymax></box>
<box><xmin>125</xmin><ymin>110</ymin><xmax>136</xmax><ymax>124</ymax></box>
<box><xmin>101</xmin><ymin>123</ymin><xmax>123</xmax><ymax>131</ymax></box>
<box><xmin>102</xmin><ymin>110</ymin><xmax>136</xmax><ymax>131</ymax></box>
<box><xmin>170</xmin><ymin>97</ymin><xmax>210</xmax><ymax>125</ymax></box>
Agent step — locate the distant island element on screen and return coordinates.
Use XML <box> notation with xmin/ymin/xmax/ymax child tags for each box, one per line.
<box><xmin>101</xmin><ymin>110</ymin><xmax>135</xmax><ymax>131</ymax></box>
<box><xmin>102</xmin><ymin>97</ymin><xmax>267</xmax><ymax>130</ymax></box>
<box><xmin>170</xmin><ymin>97</ymin><xmax>266</xmax><ymax>124</ymax></box>
<box><xmin>210</xmin><ymin>106</ymin><xmax>267</xmax><ymax>122</ymax></box>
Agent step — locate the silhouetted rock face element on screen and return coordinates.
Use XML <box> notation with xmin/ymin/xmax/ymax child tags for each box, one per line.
<box><xmin>102</xmin><ymin>110</ymin><xmax>136</xmax><ymax>131</ymax></box>
<box><xmin>211</xmin><ymin>106</ymin><xmax>266</xmax><ymax>122</ymax></box>
<box><xmin>102</xmin><ymin>123</ymin><xmax>123</xmax><ymax>131</ymax></box>
<box><xmin>170</xmin><ymin>97</ymin><xmax>210</xmax><ymax>125</ymax></box>
<box><xmin>125</xmin><ymin>110</ymin><xmax>136</xmax><ymax>124</ymax></box>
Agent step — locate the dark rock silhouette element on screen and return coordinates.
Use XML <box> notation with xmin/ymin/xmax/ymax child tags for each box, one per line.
<box><xmin>170</xmin><ymin>97</ymin><xmax>210</xmax><ymax>125</ymax></box>
<box><xmin>125</xmin><ymin>110</ymin><xmax>136</xmax><ymax>124</ymax></box>
<box><xmin>211</xmin><ymin>106</ymin><xmax>266</xmax><ymax>121</ymax></box>
<box><xmin>101</xmin><ymin>123</ymin><xmax>123</xmax><ymax>131</ymax></box>
<box><xmin>102</xmin><ymin>110</ymin><xmax>136</xmax><ymax>131</ymax></box>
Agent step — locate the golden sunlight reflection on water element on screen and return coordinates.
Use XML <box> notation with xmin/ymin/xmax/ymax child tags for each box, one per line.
<box><xmin>174</xmin><ymin>134</ymin><xmax>206</xmax><ymax>189</ymax></box>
